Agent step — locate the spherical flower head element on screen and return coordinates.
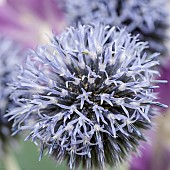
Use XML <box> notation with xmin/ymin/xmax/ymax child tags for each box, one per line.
<box><xmin>0</xmin><ymin>36</ymin><xmax>21</xmax><ymax>157</ymax></box>
<box><xmin>60</xmin><ymin>0</ymin><xmax>168</xmax><ymax>55</ymax></box>
<box><xmin>8</xmin><ymin>24</ymin><xmax>167</xmax><ymax>169</ymax></box>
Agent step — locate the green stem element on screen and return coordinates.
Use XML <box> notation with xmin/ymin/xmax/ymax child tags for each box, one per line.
<box><xmin>119</xmin><ymin>161</ymin><xmax>129</xmax><ymax>170</ymax></box>
<box><xmin>4</xmin><ymin>153</ymin><xmax>21</xmax><ymax>170</ymax></box>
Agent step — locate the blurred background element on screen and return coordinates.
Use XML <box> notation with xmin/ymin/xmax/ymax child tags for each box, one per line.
<box><xmin>0</xmin><ymin>0</ymin><xmax>170</xmax><ymax>170</ymax></box>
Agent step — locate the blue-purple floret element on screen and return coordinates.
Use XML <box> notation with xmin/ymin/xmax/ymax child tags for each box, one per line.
<box><xmin>0</xmin><ymin>36</ymin><xmax>21</xmax><ymax>157</ymax></box>
<box><xmin>7</xmin><ymin>24</ymin><xmax>167</xmax><ymax>169</ymax></box>
<box><xmin>61</xmin><ymin>0</ymin><xmax>168</xmax><ymax>54</ymax></box>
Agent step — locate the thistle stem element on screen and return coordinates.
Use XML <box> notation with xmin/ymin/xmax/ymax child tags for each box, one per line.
<box><xmin>4</xmin><ymin>153</ymin><xmax>21</xmax><ymax>170</ymax></box>
<box><xmin>119</xmin><ymin>161</ymin><xmax>129</xmax><ymax>170</ymax></box>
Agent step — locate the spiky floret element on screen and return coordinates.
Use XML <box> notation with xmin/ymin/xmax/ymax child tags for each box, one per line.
<box><xmin>0</xmin><ymin>37</ymin><xmax>21</xmax><ymax>157</ymax></box>
<box><xmin>7</xmin><ymin>24</ymin><xmax>166</xmax><ymax>169</ymax></box>
<box><xmin>60</xmin><ymin>0</ymin><xmax>168</xmax><ymax>55</ymax></box>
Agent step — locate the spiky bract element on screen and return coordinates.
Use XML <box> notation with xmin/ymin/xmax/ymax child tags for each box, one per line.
<box><xmin>0</xmin><ymin>37</ymin><xmax>21</xmax><ymax>157</ymax></box>
<box><xmin>60</xmin><ymin>0</ymin><xmax>168</xmax><ymax>55</ymax></box>
<box><xmin>7</xmin><ymin>24</ymin><xmax>166</xmax><ymax>169</ymax></box>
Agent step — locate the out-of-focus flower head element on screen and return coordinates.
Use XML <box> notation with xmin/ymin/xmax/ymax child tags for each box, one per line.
<box><xmin>130</xmin><ymin>142</ymin><xmax>153</xmax><ymax>170</ymax></box>
<box><xmin>7</xmin><ymin>24</ymin><xmax>167</xmax><ymax>170</ymax></box>
<box><xmin>155</xmin><ymin>60</ymin><xmax>170</xmax><ymax>109</ymax></box>
<box><xmin>0</xmin><ymin>36</ymin><xmax>21</xmax><ymax>157</ymax></box>
<box><xmin>59</xmin><ymin>0</ymin><xmax>168</xmax><ymax>55</ymax></box>
<box><xmin>130</xmin><ymin>112</ymin><xmax>170</xmax><ymax>170</ymax></box>
<box><xmin>0</xmin><ymin>0</ymin><xmax>66</xmax><ymax>48</ymax></box>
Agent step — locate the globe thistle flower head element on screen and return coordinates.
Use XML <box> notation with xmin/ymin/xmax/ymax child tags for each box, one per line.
<box><xmin>0</xmin><ymin>36</ymin><xmax>21</xmax><ymax>157</ymax></box>
<box><xmin>60</xmin><ymin>0</ymin><xmax>168</xmax><ymax>55</ymax></box>
<box><xmin>8</xmin><ymin>24</ymin><xmax>167</xmax><ymax>169</ymax></box>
